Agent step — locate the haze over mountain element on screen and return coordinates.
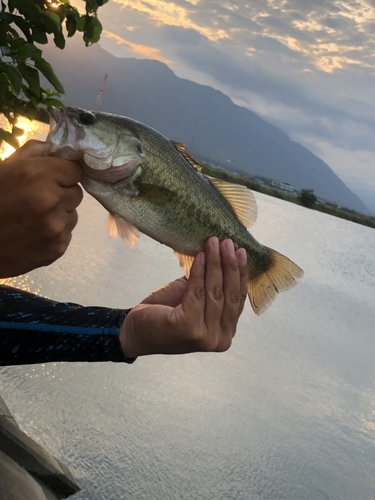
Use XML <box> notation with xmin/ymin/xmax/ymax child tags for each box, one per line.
<box><xmin>44</xmin><ymin>39</ymin><xmax>368</xmax><ymax>213</ymax></box>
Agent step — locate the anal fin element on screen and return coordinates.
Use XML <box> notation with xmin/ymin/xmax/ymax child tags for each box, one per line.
<box><xmin>174</xmin><ymin>251</ymin><xmax>195</xmax><ymax>278</ymax></box>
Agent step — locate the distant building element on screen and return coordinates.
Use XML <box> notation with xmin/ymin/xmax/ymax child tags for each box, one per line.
<box><xmin>252</xmin><ymin>176</ymin><xmax>299</xmax><ymax>195</ymax></box>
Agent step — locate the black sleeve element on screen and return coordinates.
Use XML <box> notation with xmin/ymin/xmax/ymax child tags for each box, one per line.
<box><xmin>0</xmin><ymin>285</ymin><xmax>136</xmax><ymax>366</ymax></box>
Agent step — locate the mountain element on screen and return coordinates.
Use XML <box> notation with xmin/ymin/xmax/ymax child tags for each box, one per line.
<box><xmin>43</xmin><ymin>38</ymin><xmax>368</xmax><ymax>213</ymax></box>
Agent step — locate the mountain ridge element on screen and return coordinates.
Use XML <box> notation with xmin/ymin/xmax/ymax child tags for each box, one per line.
<box><xmin>43</xmin><ymin>39</ymin><xmax>368</xmax><ymax>213</ymax></box>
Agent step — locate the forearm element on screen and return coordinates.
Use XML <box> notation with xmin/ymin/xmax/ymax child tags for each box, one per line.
<box><xmin>0</xmin><ymin>285</ymin><xmax>134</xmax><ymax>366</ymax></box>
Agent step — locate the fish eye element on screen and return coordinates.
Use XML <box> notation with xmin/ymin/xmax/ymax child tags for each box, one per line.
<box><xmin>79</xmin><ymin>112</ymin><xmax>97</xmax><ymax>126</ymax></box>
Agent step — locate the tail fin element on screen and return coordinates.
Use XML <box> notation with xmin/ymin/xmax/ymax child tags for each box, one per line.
<box><xmin>248</xmin><ymin>247</ymin><xmax>304</xmax><ymax>315</ymax></box>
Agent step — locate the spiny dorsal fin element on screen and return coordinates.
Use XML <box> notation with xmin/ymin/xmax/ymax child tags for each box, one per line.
<box><xmin>205</xmin><ymin>176</ymin><xmax>258</xmax><ymax>229</ymax></box>
<box><xmin>107</xmin><ymin>213</ymin><xmax>140</xmax><ymax>248</ymax></box>
<box><xmin>172</xmin><ymin>142</ymin><xmax>257</xmax><ymax>228</ymax></box>
<box><xmin>174</xmin><ymin>251</ymin><xmax>195</xmax><ymax>278</ymax></box>
<box><xmin>172</xmin><ymin>142</ymin><xmax>204</xmax><ymax>172</ymax></box>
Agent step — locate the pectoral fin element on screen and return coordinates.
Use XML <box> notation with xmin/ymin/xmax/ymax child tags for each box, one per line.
<box><xmin>107</xmin><ymin>213</ymin><xmax>140</xmax><ymax>248</ymax></box>
<box><xmin>136</xmin><ymin>183</ymin><xmax>177</xmax><ymax>206</ymax></box>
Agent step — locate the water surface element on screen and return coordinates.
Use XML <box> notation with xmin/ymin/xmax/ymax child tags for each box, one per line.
<box><xmin>1</xmin><ymin>193</ymin><xmax>375</xmax><ymax>500</ymax></box>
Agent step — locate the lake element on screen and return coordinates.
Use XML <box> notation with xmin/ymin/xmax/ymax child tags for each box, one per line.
<box><xmin>1</xmin><ymin>192</ymin><xmax>375</xmax><ymax>500</ymax></box>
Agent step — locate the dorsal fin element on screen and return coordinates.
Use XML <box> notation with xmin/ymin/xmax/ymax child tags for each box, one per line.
<box><xmin>172</xmin><ymin>141</ymin><xmax>204</xmax><ymax>172</ymax></box>
<box><xmin>205</xmin><ymin>176</ymin><xmax>258</xmax><ymax>228</ymax></box>
<box><xmin>172</xmin><ymin>141</ymin><xmax>257</xmax><ymax>228</ymax></box>
<box><xmin>107</xmin><ymin>213</ymin><xmax>140</xmax><ymax>248</ymax></box>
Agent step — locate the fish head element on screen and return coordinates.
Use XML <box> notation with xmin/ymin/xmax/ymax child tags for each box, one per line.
<box><xmin>46</xmin><ymin>106</ymin><xmax>145</xmax><ymax>184</ymax></box>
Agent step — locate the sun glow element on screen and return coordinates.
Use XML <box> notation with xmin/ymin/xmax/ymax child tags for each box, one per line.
<box><xmin>103</xmin><ymin>30</ymin><xmax>174</xmax><ymax>64</ymax></box>
<box><xmin>46</xmin><ymin>0</ymin><xmax>61</xmax><ymax>9</ymax></box>
<box><xmin>114</xmin><ymin>0</ymin><xmax>229</xmax><ymax>41</ymax></box>
<box><xmin>0</xmin><ymin>116</ymin><xmax>49</xmax><ymax>160</ymax></box>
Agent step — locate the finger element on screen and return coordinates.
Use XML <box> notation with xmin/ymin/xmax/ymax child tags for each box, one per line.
<box><xmin>236</xmin><ymin>248</ymin><xmax>248</xmax><ymax>316</ymax></box>
<box><xmin>10</xmin><ymin>140</ymin><xmax>48</xmax><ymax>159</ymax></box>
<box><xmin>47</xmin><ymin>208</ymin><xmax>79</xmax><ymax>241</ymax></box>
<box><xmin>60</xmin><ymin>184</ymin><xmax>84</xmax><ymax>213</ymax></box>
<box><xmin>204</xmin><ymin>236</ymin><xmax>224</xmax><ymax>329</ymax></box>
<box><xmin>220</xmin><ymin>239</ymin><xmax>242</xmax><ymax>335</ymax></box>
<box><xmin>181</xmin><ymin>251</ymin><xmax>206</xmax><ymax>319</ymax></box>
<box><xmin>64</xmin><ymin>208</ymin><xmax>79</xmax><ymax>235</ymax></box>
<box><xmin>10</xmin><ymin>140</ymin><xmax>84</xmax><ymax>187</ymax></box>
<box><xmin>141</xmin><ymin>277</ymin><xmax>188</xmax><ymax>306</ymax></box>
<box><xmin>53</xmin><ymin>160</ymin><xmax>84</xmax><ymax>187</ymax></box>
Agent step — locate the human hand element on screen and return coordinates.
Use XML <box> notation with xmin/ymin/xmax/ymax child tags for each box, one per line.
<box><xmin>0</xmin><ymin>140</ymin><xmax>83</xmax><ymax>278</ymax></box>
<box><xmin>119</xmin><ymin>237</ymin><xmax>248</xmax><ymax>358</ymax></box>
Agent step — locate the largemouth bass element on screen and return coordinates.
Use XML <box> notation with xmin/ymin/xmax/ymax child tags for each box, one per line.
<box><xmin>46</xmin><ymin>106</ymin><xmax>303</xmax><ymax>315</ymax></box>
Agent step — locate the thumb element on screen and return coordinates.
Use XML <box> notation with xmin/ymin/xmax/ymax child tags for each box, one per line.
<box><xmin>16</xmin><ymin>140</ymin><xmax>49</xmax><ymax>158</ymax></box>
<box><xmin>141</xmin><ymin>277</ymin><xmax>188</xmax><ymax>307</ymax></box>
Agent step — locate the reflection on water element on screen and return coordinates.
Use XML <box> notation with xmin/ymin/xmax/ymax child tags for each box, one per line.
<box><xmin>1</xmin><ymin>157</ymin><xmax>375</xmax><ymax>498</ymax></box>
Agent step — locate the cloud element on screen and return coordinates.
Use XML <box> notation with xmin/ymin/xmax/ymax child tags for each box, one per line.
<box><xmin>102</xmin><ymin>30</ymin><xmax>174</xmax><ymax>65</ymax></box>
<box><xmin>147</xmin><ymin>23</ymin><xmax>375</xmax><ymax>146</ymax></box>
<box><xmin>100</xmin><ymin>1</ymin><xmax>375</xmax><ymax>148</ymax></box>
<box><xmin>112</xmin><ymin>0</ymin><xmax>229</xmax><ymax>41</ymax></box>
<box><xmin>97</xmin><ymin>0</ymin><xmax>375</xmax><ymax>209</ymax></box>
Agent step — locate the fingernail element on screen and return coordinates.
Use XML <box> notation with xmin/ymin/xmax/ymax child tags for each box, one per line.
<box><xmin>224</xmin><ymin>239</ymin><xmax>235</xmax><ymax>256</ymax></box>
<box><xmin>237</xmin><ymin>248</ymin><xmax>247</xmax><ymax>266</ymax></box>
<box><xmin>211</xmin><ymin>237</ymin><xmax>220</xmax><ymax>253</ymax></box>
<box><xmin>200</xmin><ymin>252</ymin><xmax>206</xmax><ymax>265</ymax></box>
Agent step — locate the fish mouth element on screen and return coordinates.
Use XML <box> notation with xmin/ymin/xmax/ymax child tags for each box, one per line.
<box><xmin>46</xmin><ymin>106</ymin><xmax>85</xmax><ymax>161</ymax></box>
<box><xmin>46</xmin><ymin>106</ymin><xmax>143</xmax><ymax>185</ymax></box>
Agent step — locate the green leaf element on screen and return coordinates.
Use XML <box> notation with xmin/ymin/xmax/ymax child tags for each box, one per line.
<box><xmin>53</xmin><ymin>30</ymin><xmax>65</xmax><ymax>49</ymax></box>
<box><xmin>83</xmin><ymin>16</ymin><xmax>102</xmax><ymax>45</ymax></box>
<box><xmin>86</xmin><ymin>0</ymin><xmax>108</xmax><ymax>12</ymax></box>
<box><xmin>7</xmin><ymin>0</ymin><xmax>16</xmax><ymax>14</ymax></box>
<box><xmin>66</xmin><ymin>15</ymin><xmax>76</xmax><ymax>37</ymax></box>
<box><xmin>0</xmin><ymin>127</ymin><xmax>19</xmax><ymax>148</ymax></box>
<box><xmin>85</xmin><ymin>0</ymin><xmax>99</xmax><ymax>14</ymax></box>
<box><xmin>76</xmin><ymin>15</ymin><xmax>86</xmax><ymax>32</ymax></box>
<box><xmin>36</xmin><ymin>13</ymin><xmax>60</xmax><ymax>35</ymax></box>
<box><xmin>42</xmin><ymin>87</ymin><xmax>54</xmax><ymax>96</ymax></box>
<box><xmin>8</xmin><ymin>0</ymin><xmax>27</xmax><ymax>15</ymax></box>
<box><xmin>11</xmin><ymin>15</ymin><xmax>32</xmax><ymax>42</ymax></box>
<box><xmin>0</xmin><ymin>46</ymin><xmax>18</xmax><ymax>57</ymax></box>
<box><xmin>0</xmin><ymin>72</ymin><xmax>8</xmax><ymax>100</ymax></box>
<box><xmin>0</xmin><ymin>18</ymin><xmax>8</xmax><ymax>45</ymax></box>
<box><xmin>18</xmin><ymin>42</ymin><xmax>42</xmax><ymax>61</ymax></box>
<box><xmin>0</xmin><ymin>63</ymin><xmax>22</xmax><ymax>95</ymax></box>
<box><xmin>17</xmin><ymin>63</ymin><xmax>40</xmax><ymax>97</ymax></box>
<box><xmin>31</xmin><ymin>27</ymin><xmax>48</xmax><ymax>45</ymax></box>
<box><xmin>44</xmin><ymin>97</ymin><xmax>64</xmax><ymax>107</ymax></box>
<box><xmin>34</xmin><ymin>57</ymin><xmax>64</xmax><ymax>93</ymax></box>
<box><xmin>22</xmin><ymin>101</ymin><xmax>39</xmax><ymax>120</ymax></box>
<box><xmin>44</xmin><ymin>10</ymin><xmax>61</xmax><ymax>30</ymax></box>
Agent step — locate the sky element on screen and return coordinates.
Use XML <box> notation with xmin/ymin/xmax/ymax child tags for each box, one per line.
<box><xmin>86</xmin><ymin>0</ymin><xmax>375</xmax><ymax>213</ymax></box>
